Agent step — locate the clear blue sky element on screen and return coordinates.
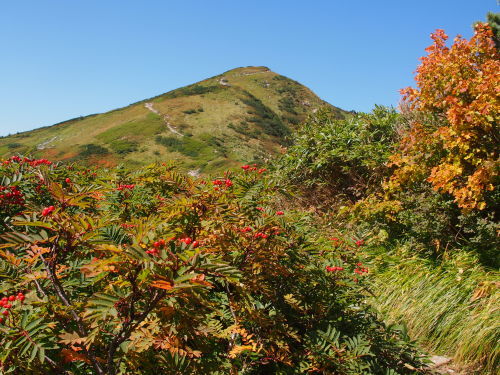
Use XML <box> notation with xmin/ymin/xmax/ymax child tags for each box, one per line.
<box><xmin>0</xmin><ymin>0</ymin><xmax>497</xmax><ymax>136</ymax></box>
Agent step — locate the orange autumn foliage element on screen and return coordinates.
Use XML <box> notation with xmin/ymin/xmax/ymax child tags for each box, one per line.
<box><xmin>388</xmin><ymin>23</ymin><xmax>499</xmax><ymax>210</ymax></box>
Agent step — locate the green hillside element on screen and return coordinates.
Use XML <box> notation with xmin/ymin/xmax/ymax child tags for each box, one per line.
<box><xmin>0</xmin><ymin>66</ymin><xmax>345</xmax><ymax>173</ymax></box>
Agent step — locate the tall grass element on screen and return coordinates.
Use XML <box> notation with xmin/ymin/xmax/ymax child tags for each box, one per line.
<box><xmin>370</xmin><ymin>249</ymin><xmax>499</xmax><ymax>374</ymax></box>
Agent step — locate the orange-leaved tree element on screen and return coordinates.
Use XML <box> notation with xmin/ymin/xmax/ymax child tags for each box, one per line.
<box><xmin>387</xmin><ymin>23</ymin><xmax>499</xmax><ymax>211</ymax></box>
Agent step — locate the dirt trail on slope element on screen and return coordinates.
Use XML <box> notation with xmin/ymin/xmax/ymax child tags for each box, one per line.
<box><xmin>37</xmin><ymin>136</ymin><xmax>58</xmax><ymax>150</ymax></box>
<box><xmin>144</xmin><ymin>103</ymin><xmax>183</xmax><ymax>137</ymax></box>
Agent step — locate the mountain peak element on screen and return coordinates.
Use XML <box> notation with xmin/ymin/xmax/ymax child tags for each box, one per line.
<box><xmin>0</xmin><ymin>68</ymin><xmax>345</xmax><ymax>173</ymax></box>
<box><xmin>224</xmin><ymin>66</ymin><xmax>271</xmax><ymax>74</ymax></box>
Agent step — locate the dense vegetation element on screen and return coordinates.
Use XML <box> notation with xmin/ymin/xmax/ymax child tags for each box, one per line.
<box><xmin>0</xmin><ymin>20</ymin><xmax>498</xmax><ymax>375</ymax></box>
<box><xmin>274</xmin><ymin>23</ymin><xmax>499</xmax><ymax>373</ymax></box>
<box><xmin>0</xmin><ymin>158</ymin><xmax>426</xmax><ymax>374</ymax></box>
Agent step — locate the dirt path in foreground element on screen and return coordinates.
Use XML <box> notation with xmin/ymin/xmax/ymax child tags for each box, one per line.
<box><xmin>429</xmin><ymin>355</ymin><xmax>481</xmax><ymax>374</ymax></box>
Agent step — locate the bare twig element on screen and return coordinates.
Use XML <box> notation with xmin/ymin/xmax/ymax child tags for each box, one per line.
<box><xmin>40</xmin><ymin>249</ymin><xmax>105</xmax><ymax>375</ymax></box>
<box><xmin>105</xmin><ymin>288</ymin><xmax>166</xmax><ymax>375</ymax></box>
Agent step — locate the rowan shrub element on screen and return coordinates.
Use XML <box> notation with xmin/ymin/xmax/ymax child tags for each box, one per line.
<box><xmin>0</xmin><ymin>156</ymin><xmax>425</xmax><ymax>374</ymax></box>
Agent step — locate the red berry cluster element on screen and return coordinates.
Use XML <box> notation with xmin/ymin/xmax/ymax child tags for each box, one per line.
<box><xmin>120</xmin><ymin>223</ymin><xmax>136</xmax><ymax>229</ymax></box>
<box><xmin>179</xmin><ymin>237</ymin><xmax>200</xmax><ymax>247</ymax></box>
<box><xmin>326</xmin><ymin>266</ymin><xmax>344</xmax><ymax>272</ymax></box>
<box><xmin>155</xmin><ymin>194</ymin><xmax>166</xmax><ymax>202</ymax></box>
<box><xmin>254</xmin><ymin>232</ymin><xmax>269</xmax><ymax>239</ymax></box>
<box><xmin>239</xmin><ymin>226</ymin><xmax>279</xmax><ymax>238</ymax></box>
<box><xmin>256</xmin><ymin>207</ymin><xmax>264</xmax><ymax>211</ymax></box>
<box><xmin>241</xmin><ymin>164</ymin><xmax>266</xmax><ymax>173</ymax></box>
<box><xmin>41</xmin><ymin>205</ymin><xmax>55</xmax><ymax>216</ymax></box>
<box><xmin>276</xmin><ymin>211</ymin><xmax>284</xmax><ymax>216</ymax></box>
<box><xmin>0</xmin><ymin>186</ymin><xmax>24</xmax><ymax>206</ymax></box>
<box><xmin>7</xmin><ymin>156</ymin><xmax>22</xmax><ymax>163</ymax></box>
<box><xmin>3</xmin><ymin>156</ymin><xmax>53</xmax><ymax>167</ymax></box>
<box><xmin>28</xmin><ymin>158</ymin><xmax>52</xmax><ymax>167</ymax></box>
<box><xmin>329</xmin><ymin>237</ymin><xmax>364</xmax><ymax>248</ymax></box>
<box><xmin>116</xmin><ymin>184</ymin><xmax>135</xmax><ymax>191</ymax></box>
<box><xmin>0</xmin><ymin>292</ymin><xmax>25</xmax><ymax>323</ymax></box>
<box><xmin>212</xmin><ymin>179</ymin><xmax>233</xmax><ymax>189</ymax></box>
<box><xmin>147</xmin><ymin>239</ymin><xmax>165</xmax><ymax>255</ymax></box>
<box><xmin>180</xmin><ymin>237</ymin><xmax>192</xmax><ymax>245</ymax></box>
<box><xmin>146</xmin><ymin>237</ymin><xmax>200</xmax><ymax>256</ymax></box>
<box><xmin>354</xmin><ymin>263</ymin><xmax>369</xmax><ymax>275</ymax></box>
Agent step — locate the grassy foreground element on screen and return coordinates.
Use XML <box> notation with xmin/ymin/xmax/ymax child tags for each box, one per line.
<box><xmin>370</xmin><ymin>250</ymin><xmax>499</xmax><ymax>373</ymax></box>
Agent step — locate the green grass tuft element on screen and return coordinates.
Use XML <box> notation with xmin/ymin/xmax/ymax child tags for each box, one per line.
<box><xmin>371</xmin><ymin>249</ymin><xmax>499</xmax><ymax>373</ymax></box>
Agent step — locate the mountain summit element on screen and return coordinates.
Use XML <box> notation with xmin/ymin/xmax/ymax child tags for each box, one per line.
<box><xmin>0</xmin><ymin>66</ymin><xmax>345</xmax><ymax>172</ymax></box>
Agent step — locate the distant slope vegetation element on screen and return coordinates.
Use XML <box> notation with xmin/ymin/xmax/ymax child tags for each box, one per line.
<box><xmin>0</xmin><ymin>66</ymin><xmax>345</xmax><ymax>172</ymax></box>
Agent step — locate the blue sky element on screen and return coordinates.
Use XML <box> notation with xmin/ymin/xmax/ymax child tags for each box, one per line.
<box><xmin>0</xmin><ymin>0</ymin><xmax>496</xmax><ymax>136</ymax></box>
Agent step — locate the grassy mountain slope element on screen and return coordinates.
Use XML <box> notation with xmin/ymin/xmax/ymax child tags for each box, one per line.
<box><xmin>0</xmin><ymin>66</ymin><xmax>345</xmax><ymax>173</ymax></box>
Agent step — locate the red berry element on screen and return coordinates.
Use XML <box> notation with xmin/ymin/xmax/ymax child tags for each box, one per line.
<box><xmin>41</xmin><ymin>205</ymin><xmax>55</xmax><ymax>216</ymax></box>
<box><xmin>276</xmin><ymin>211</ymin><xmax>284</xmax><ymax>215</ymax></box>
<box><xmin>4</xmin><ymin>304</ymin><xmax>11</xmax><ymax>309</ymax></box>
<box><xmin>179</xmin><ymin>237</ymin><xmax>192</xmax><ymax>245</ymax></box>
<box><xmin>8</xmin><ymin>296</ymin><xmax>15</xmax><ymax>301</ymax></box>
<box><xmin>65</xmin><ymin>178</ymin><xmax>71</xmax><ymax>183</ymax></box>
<box><xmin>18</xmin><ymin>296</ymin><xmax>25</xmax><ymax>302</ymax></box>
<box><xmin>0</xmin><ymin>317</ymin><xmax>3</xmax><ymax>324</ymax></box>
<box><xmin>2</xmin><ymin>310</ymin><xmax>8</xmax><ymax>316</ymax></box>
